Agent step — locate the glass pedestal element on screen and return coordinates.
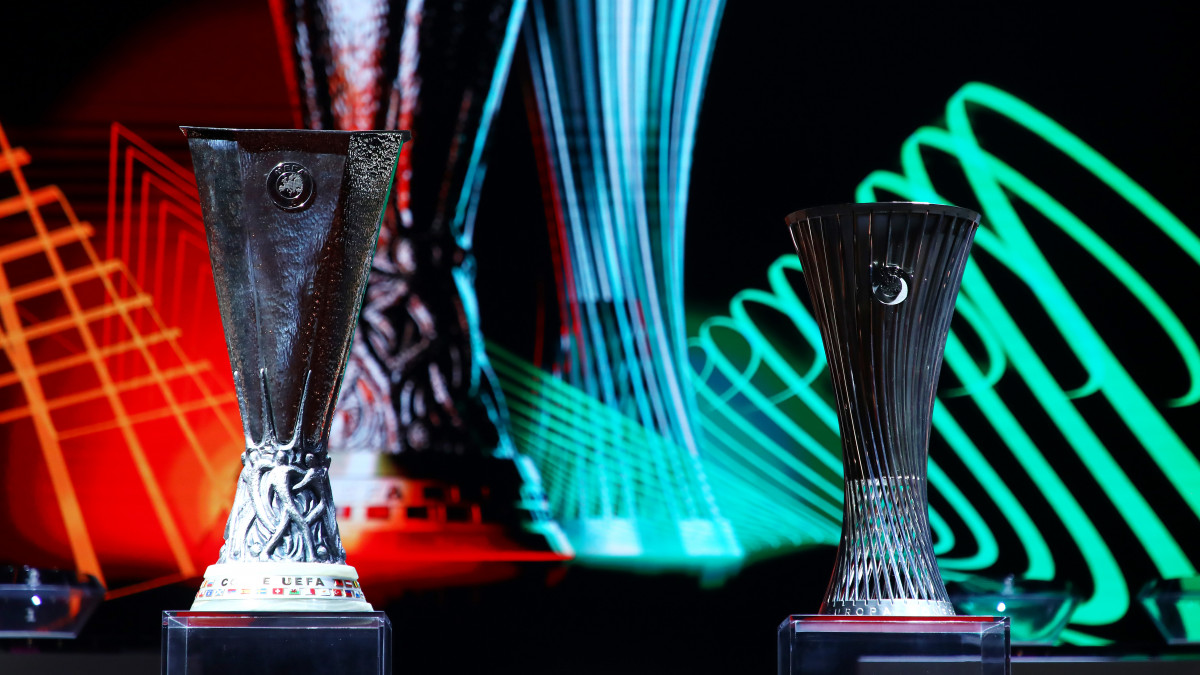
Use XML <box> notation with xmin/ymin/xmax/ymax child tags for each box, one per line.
<box><xmin>0</xmin><ymin>566</ymin><xmax>104</xmax><ymax>639</ymax></box>
<box><xmin>778</xmin><ymin>615</ymin><xmax>1010</xmax><ymax>675</ymax></box>
<box><xmin>1140</xmin><ymin>577</ymin><xmax>1200</xmax><ymax>644</ymax></box>
<box><xmin>162</xmin><ymin>611</ymin><xmax>391</xmax><ymax>675</ymax></box>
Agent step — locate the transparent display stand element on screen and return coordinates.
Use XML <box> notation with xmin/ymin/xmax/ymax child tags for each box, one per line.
<box><xmin>1140</xmin><ymin>577</ymin><xmax>1200</xmax><ymax>644</ymax></box>
<box><xmin>778</xmin><ymin>615</ymin><xmax>1010</xmax><ymax>675</ymax></box>
<box><xmin>162</xmin><ymin>611</ymin><xmax>391</xmax><ymax>675</ymax></box>
<box><xmin>0</xmin><ymin>566</ymin><xmax>104</xmax><ymax>639</ymax></box>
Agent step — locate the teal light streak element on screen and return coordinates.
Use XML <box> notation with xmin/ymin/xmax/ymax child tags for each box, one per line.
<box><xmin>490</xmin><ymin>342</ymin><xmax>742</xmax><ymax>565</ymax></box>
<box><xmin>939</xmin><ymin>296</ymin><xmax>1005</xmax><ymax>398</ymax></box>
<box><xmin>453</xmin><ymin>0</ymin><xmax>529</xmax><ymax>249</ymax></box>
<box><xmin>493</xmin><ymin>339</ymin><xmax>841</xmax><ymax>549</ymax></box>
<box><xmin>435</xmin><ymin>0</ymin><xmax>529</xmax><ymax>441</ymax></box>
<box><xmin>523</xmin><ymin>0</ymin><xmax>738</xmax><ymax>565</ymax></box>
<box><xmin>1058</xmin><ymin>629</ymin><xmax>1114</xmax><ymax>647</ymax></box>
<box><xmin>928</xmin><ymin>405</ymin><xmax>1033</xmax><ymax>569</ymax></box>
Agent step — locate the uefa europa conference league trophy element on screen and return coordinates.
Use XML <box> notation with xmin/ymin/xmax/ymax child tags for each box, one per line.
<box><xmin>777</xmin><ymin>204</ymin><xmax>1010</xmax><ymax>674</ymax></box>
<box><xmin>183</xmin><ymin>127</ymin><xmax>408</xmax><ymax>610</ymax></box>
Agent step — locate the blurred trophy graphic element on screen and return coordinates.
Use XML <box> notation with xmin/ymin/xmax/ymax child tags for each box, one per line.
<box><xmin>271</xmin><ymin>0</ymin><xmax>570</xmax><ymax>571</ymax></box>
<box><xmin>183</xmin><ymin>127</ymin><xmax>408</xmax><ymax>609</ymax></box>
<box><xmin>518</xmin><ymin>0</ymin><xmax>739</xmax><ymax>569</ymax></box>
<box><xmin>787</xmin><ymin>203</ymin><xmax>981</xmax><ymax>616</ymax></box>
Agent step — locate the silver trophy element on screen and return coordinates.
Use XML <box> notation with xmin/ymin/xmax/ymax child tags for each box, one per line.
<box><xmin>787</xmin><ymin>202</ymin><xmax>980</xmax><ymax>616</ymax></box>
<box><xmin>183</xmin><ymin>127</ymin><xmax>408</xmax><ymax>610</ymax></box>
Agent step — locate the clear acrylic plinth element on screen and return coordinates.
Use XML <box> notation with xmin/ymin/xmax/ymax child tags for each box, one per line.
<box><xmin>162</xmin><ymin>611</ymin><xmax>391</xmax><ymax>675</ymax></box>
<box><xmin>1140</xmin><ymin>577</ymin><xmax>1200</xmax><ymax>644</ymax></box>
<box><xmin>0</xmin><ymin>566</ymin><xmax>105</xmax><ymax>638</ymax></box>
<box><xmin>778</xmin><ymin>615</ymin><xmax>1010</xmax><ymax>675</ymax></box>
<box><xmin>947</xmin><ymin>575</ymin><xmax>1078</xmax><ymax>645</ymax></box>
<box><xmin>950</xmin><ymin>591</ymin><xmax>1074</xmax><ymax>645</ymax></box>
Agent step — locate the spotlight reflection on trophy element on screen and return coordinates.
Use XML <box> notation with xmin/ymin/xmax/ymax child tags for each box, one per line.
<box><xmin>183</xmin><ymin>126</ymin><xmax>408</xmax><ymax>609</ymax></box>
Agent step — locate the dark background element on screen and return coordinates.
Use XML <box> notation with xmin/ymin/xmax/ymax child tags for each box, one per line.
<box><xmin>2</xmin><ymin>1</ymin><xmax>1198</xmax><ymax>672</ymax></box>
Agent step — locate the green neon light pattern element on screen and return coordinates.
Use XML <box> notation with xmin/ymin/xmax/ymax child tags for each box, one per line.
<box><xmin>493</xmin><ymin>78</ymin><xmax>1197</xmax><ymax>637</ymax></box>
<box><xmin>689</xmin><ymin>81</ymin><xmax>1198</xmax><ymax>631</ymax></box>
<box><xmin>489</xmin><ymin>343</ymin><xmax>746</xmax><ymax>567</ymax></box>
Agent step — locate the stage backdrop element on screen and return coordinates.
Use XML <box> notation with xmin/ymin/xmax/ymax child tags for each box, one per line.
<box><xmin>0</xmin><ymin>0</ymin><xmax>1196</xmax><ymax>645</ymax></box>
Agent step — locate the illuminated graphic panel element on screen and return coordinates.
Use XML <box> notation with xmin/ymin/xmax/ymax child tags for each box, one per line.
<box><xmin>2</xmin><ymin>120</ymin><xmax>566</xmax><ymax>597</ymax></box>
<box><xmin>104</xmin><ymin>124</ymin><xmax>230</xmax><ymax>374</ymax></box>
<box><xmin>522</xmin><ymin>0</ymin><xmax>740</xmax><ymax>568</ymax></box>
<box><xmin>2</xmin><ymin>65</ymin><xmax>1193</xmax><ymax>640</ymax></box>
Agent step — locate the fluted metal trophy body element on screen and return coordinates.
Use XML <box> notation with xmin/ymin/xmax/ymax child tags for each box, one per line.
<box><xmin>787</xmin><ymin>203</ymin><xmax>980</xmax><ymax>617</ymax></box>
<box><xmin>184</xmin><ymin>127</ymin><xmax>408</xmax><ymax>610</ymax></box>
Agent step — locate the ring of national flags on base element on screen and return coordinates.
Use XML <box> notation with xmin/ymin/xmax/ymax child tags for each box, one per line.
<box><xmin>194</xmin><ymin>574</ymin><xmax>367</xmax><ymax>601</ymax></box>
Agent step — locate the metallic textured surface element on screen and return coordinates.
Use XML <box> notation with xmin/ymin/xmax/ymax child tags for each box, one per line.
<box><xmin>787</xmin><ymin>202</ymin><xmax>980</xmax><ymax>617</ymax></box>
<box><xmin>185</xmin><ymin>127</ymin><xmax>407</xmax><ymax>564</ymax></box>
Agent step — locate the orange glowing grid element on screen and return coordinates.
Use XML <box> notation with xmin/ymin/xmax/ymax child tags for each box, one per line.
<box><xmin>0</xmin><ymin>121</ymin><xmax>242</xmax><ymax>599</ymax></box>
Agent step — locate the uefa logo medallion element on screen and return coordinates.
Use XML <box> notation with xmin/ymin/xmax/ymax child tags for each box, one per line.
<box><xmin>267</xmin><ymin>161</ymin><xmax>314</xmax><ymax>211</ymax></box>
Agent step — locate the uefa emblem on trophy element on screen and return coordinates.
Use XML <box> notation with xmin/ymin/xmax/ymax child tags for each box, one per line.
<box><xmin>786</xmin><ymin>202</ymin><xmax>981</xmax><ymax>617</ymax></box>
<box><xmin>182</xmin><ymin>127</ymin><xmax>409</xmax><ymax>610</ymax></box>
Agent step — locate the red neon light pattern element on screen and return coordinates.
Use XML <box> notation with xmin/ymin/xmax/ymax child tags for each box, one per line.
<box><xmin>0</xmin><ymin>121</ymin><xmax>242</xmax><ymax>598</ymax></box>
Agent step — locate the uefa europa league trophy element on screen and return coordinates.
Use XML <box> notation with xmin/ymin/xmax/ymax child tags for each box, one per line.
<box><xmin>787</xmin><ymin>203</ymin><xmax>980</xmax><ymax>617</ymax></box>
<box><xmin>183</xmin><ymin>127</ymin><xmax>408</xmax><ymax>610</ymax></box>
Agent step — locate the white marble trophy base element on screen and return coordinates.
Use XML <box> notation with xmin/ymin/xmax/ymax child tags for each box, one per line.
<box><xmin>190</xmin><ymin>562</ymin><xmax>373</xmax><ymax>612</ymax></box>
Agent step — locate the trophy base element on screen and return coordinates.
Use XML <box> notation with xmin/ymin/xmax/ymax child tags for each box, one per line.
<box><xmin>163</xmin><ymin>611</ymin><xmax>390</xmax><ymax>675</ymax></box>
<box><xmin>778</xmin><ymin>615</ymin><xmax>1010</xmax><ymax>675</ymax></box>
<box><xmin>190</xmin><ymin>562</ymin><xmax>373</xmax><ymax>612</ymax></box>
<box><xmin>820</xmin><ymin>598</ymin><xmax>956</xmax><ymax>617</ymax></box>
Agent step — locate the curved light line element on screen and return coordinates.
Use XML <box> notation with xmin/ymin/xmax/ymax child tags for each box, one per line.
<box><xmin>453</xmin><ymin>0</ymin><xmax>528</xmax><ymax>249</ymax></box>
<box><xmin>691</xmin><ymin>81</ymin><xmax>1200</xmax><ymax>627</ymax></box>
<box><xmin>939</xmin><ymin>296</ymin><xmax>1007</xmax><ymax>399</ymax></box>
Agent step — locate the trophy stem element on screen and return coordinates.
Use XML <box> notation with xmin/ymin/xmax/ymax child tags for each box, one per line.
<box><xmin>787</xmin><ymin>203</ymin><xmax>980</xmax><ymax>617</ymax></box>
